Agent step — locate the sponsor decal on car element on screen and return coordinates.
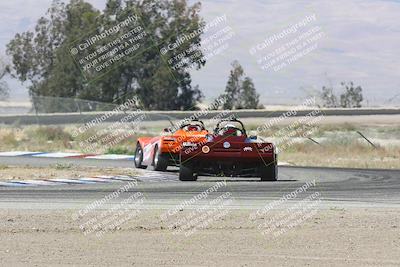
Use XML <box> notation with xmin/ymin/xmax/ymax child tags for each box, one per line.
<box><xmin>223</xmin><ymin>142</ymin><xmax>231</xmax><ymax>149</ymax></box>
<box><xmin>202</xmin><ymin>145</ymin><xmax>210</xmax><ymax>153</ymax></box>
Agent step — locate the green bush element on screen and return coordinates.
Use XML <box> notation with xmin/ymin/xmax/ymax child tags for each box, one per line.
<box><xmin>106</xmin><ymin>146</ymin><xmax>135</xmax><ymax>155</ymax></box>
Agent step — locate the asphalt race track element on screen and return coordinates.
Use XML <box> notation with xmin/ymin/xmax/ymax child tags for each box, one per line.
<box><xmin>0</xmin><ymin>156</ymin><xmax>399</xmax><ymax>209</ymax></box>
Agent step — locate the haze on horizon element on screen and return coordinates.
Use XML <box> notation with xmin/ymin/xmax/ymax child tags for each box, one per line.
<box><xmin>0</xmin><ymin>0</ymin><xmax>399</xmax><ymax>106</ymax></box>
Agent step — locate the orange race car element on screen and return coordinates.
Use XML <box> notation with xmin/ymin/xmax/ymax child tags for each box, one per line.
<box><xmin>134</xmin><ymin>119</ymin><xmax>208</xmax><ymax>171</ymax></box>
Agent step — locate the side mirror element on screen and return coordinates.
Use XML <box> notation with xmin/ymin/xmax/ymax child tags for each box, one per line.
<box><xmin>250</xmin><ymin>135</ymin><xmax>257</xmax><ymax>140</ymax></box>
<box><xmin>163</xmin><ymin>127</ymin><xmax>171</xmax><ymax>133</ymax></box>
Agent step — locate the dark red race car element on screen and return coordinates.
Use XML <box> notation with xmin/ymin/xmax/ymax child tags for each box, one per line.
<box><xmin>179</xmin><ymin>118</ymin><xmax>278</xmax><ymax>181</ymax></box>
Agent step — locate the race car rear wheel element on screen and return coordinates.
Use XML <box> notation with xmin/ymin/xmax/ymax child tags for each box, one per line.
<box><xmin>152</xmin><ymin>146</ymin><xmax>168</xmax><ymax>171</ymax></box>
<box><xmin>259</xmin><ymin>161</ymin><xmax>278</xmax><ymax>181</ymax></box>
<box><xmin>179</xmin><ymin>162</ymin><xmax>197</xmax><ymax>181</ymax></box>
<box><xmin>134</xmin><ymin>143</ymin><xmax>146</xmax><ymax>169</ymax></box>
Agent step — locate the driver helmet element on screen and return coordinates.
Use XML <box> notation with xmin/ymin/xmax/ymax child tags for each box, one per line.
<box><xmin>219</xmin><ymin>124</ymin><xmax>238</xmax><ymax>136</ymax></box>
<box><xmin>187</xmin><ymin>125</ymin><xmax>201</xmax><ymax>131</ymax></box>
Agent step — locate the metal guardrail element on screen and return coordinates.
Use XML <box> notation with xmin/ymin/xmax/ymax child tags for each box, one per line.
<box><xmin>1</xmin><ymin>108</ymin><xmax>400</xmax><ymax>125</ymax></box>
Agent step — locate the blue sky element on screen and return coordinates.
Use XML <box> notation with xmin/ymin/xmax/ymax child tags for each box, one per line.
<box><xmin>0</xmin><ymin>0</ymin><xmax>399</xmax><ymax>105</ymax></box>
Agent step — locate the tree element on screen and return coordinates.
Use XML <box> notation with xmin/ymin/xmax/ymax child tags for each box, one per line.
<box><xmin>222</xmin><ymin>61</ymin><xmax>243</xmax><ymax>109</ymax></box>
<box><xmin>6</xmin><ymin>0</ymin><xmax>205</xmax><ymax>110</ymax></box>
<box><xmin>239</xmin><ymin>77</ymin><xmax>260</xmax><ymax>109</ymax></box>
<box><xmin>320</xmin><ymin>86</ymin><xmax>338</xmax><ymax>108</ymax></box>
<box><xmin>340</xmin><ymin>82</ymin><xmax>363</xmax><ymax>108</ymax></box>
<box><xmin>320</xmin><ymin>82</ymin><xmax>363</xmax><ymax>108</ymax></box>
<box><xmin>0</xmin><ymin>56</ymin><xmax>10</xmax><ymax>101</ymax></box>
<box><xmin>221</xmin><ymin>60</ymin><xmax>261</xmax><ymax>109</ymax></box>
<box><xmin>6</xmin><ymin>0</ymin><xmax>94</xmax><ymax>106</ymax></box>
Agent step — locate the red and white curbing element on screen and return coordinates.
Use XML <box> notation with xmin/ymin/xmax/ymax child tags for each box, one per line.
<box><xmin>0</xmin><ymin>175</ymin><xmax>137</xmax><ymax>187</ymax></box>
<box><xmin>0</xmin><ymin>151</ymin><xmax>135</xmax><ymax>160</ymax></box>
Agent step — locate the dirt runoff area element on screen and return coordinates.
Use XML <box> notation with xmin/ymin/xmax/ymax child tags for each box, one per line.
<box><xmin>0</xmin><ymin>208</ymin><xmax>399</xmax><ymax>266</ymax></box>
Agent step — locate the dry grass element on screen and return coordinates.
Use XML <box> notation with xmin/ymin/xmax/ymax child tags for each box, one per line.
<box><xmin>0</xmin><ymin>164</ymin><xmax>8</xmax><ymax>170</ymax></box>
<box><xmin>264</xmin><ymin>123</ymin><xmax>400</xmax><ymax>169</ymax></box>
<box><xmin>280</xmin><ymin>141</ymin><xmax>400</xmax><ymax>169</ymax></box>
<box><xmin>0</xmin><ymin>125</ymin><xmax>140</xmax><ymax>154</ymax></box>
<box><xmin>0</xmin><ymin>124</ymin><xmax>399</xmax><ymax>169</ymax></box>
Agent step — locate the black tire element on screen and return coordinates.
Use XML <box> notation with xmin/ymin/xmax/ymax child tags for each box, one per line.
<box><xmin>134</xmin><ymin>143</ymin><xmax>147</xmax><ymax>169</ymax></box>
<box><xmin>152</xmin><ymin>146</ymin><xmax>168</xmax><ymax>171</ymax></box>
<box><xmin>259</xmin><ymin>161</ymin><xmax>278</xmax><ymax>181</ymax></box>
<box><xmin>179</xmin><ymin>162</ymin><xmax>197</xmax><ymax>181</ymax></box>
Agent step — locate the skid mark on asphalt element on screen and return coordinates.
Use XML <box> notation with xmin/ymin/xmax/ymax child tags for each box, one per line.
<box><xmin>135</xmin><ymin>170</ymin><xmax>179</xmax><ymax>183</ymax></box>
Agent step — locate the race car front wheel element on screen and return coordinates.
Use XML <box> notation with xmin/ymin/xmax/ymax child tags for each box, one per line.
<box><xmin>152</xmin><ymin>146</ymin><xmax>168</xmax><ymax>171</ymax></box>
<box><xmin>179</xmin><ymin>162</ymin><xmax>197</xmax><ymax>181</ymax></box>
<box><xmin>134</xmin><ymin>143</ymin><xmax>147</xmax><ymax>169</ymax></box>
<box><xmin>259</xmin><ymin>161</ymin><xmax>278</xmax><ymax>181</ymax></box>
